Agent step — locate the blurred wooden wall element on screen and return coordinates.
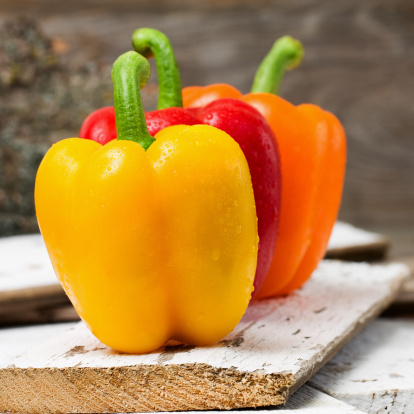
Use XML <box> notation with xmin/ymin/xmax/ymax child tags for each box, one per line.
<box><xmin>0</xmin><ymin>0</ymin><xmax>413</xmax><ymax>256</ymax></box>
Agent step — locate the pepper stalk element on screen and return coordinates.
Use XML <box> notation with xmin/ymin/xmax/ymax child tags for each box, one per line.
<box><xmin>132</xmin><ymin>28</ymin><xmax>183</xmax><ymax>110</ymax></box>
<box><xmin>251</xmin><ymin>36</ymin><xmax>304</xmax><ymax>95</ymax></box>
<box><xmin>112</xmin><ymin>51</ymin><xmax>156</xmax><ymax>150</ymax></box>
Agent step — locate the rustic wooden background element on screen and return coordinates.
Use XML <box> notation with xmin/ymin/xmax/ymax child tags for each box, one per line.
<box><xmin>0</xmin><ymin>0</ymin><xmax>413</xmax><ymax>256</ymax></box>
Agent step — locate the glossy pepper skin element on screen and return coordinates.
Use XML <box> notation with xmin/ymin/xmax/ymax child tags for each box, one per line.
<box><xmin>35</xmin><ymin>52</ymin><xmax>258</xmax><ymax>353</ymax></box>
<box><xmin>79</xmin><ymin>28</ymin><xmax>281</xmax><ymax>297</ymax></box>
<box><xmin>183</xmin><ymin>36</ymin><xmax>347</xmax><ymax>299</ymax></box>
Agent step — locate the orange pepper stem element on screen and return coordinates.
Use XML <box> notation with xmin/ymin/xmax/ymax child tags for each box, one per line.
<box><xmin>251</xmin><ymin>36</ymin><xmax>304</xmax><ymax>95</ymax></box>
<box><xmin>112</xmin><ymin>51</ymin><xmax>155</xmax><ymax>150</ymax></box>
<box><xmin>132</xmin><ymin>28</ymin><xmax>183</xmax><ymax>110</ymax></box>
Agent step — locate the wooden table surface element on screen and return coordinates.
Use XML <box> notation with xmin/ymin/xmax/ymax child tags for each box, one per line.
<box><xmin>0</xmin><ymin>323</ymin><xmax>366</xmax><ymax>413</ymax></box>
<box><xmin>0</xmin><ymin>227</ymin><xmax>412</xmax><ymax>413</ymax></box>
<box><xmin>1</xmin><ymin>319</ymin><xmax>413</xmax><ymax>413</ymax></box>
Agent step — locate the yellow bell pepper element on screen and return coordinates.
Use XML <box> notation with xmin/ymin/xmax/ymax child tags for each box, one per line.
<box><xmin>35</xmin><ymin>51</ymin><xmax>258</xmax><ymax>353</ymax></box>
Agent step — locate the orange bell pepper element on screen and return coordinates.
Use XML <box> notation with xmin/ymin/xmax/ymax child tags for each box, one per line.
<box><xmin>183</xmin><ymin>36</ymin><xmax>346</xmax><ymax>298</ymax></box>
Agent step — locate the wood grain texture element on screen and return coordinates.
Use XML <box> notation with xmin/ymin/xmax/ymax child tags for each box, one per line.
<box><xmin>309</xmin><ymin>318</ymin><xmax>414</xmax><ymax>413</ymax></box>
<box><xmin>0</xmin><ymin>261</ymin><xmax>408</xmax><ymax>413</ymax></box>
<box><xmin>0</xmin><ymin>323</ymin><xmax>364</xmax><ymax>413</ymax></box>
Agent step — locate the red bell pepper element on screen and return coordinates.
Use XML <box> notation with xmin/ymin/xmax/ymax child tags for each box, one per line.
<box><xmin>79</xmin><ymin>28</ymin><xmax>281</xmax><ymax>297</ymax></box>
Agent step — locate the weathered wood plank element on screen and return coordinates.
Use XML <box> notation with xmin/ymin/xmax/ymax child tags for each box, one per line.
<box><xmin>0</xmin><ymin>285</ymin><xmax>67</xmax><ymax>315</ymax></box>
<box><xmin>0</xmin><ymin>261</ymin><xmax>408</xmax><ymax>413</ymax></box>
<box><xmin>0</xmin><ymin>322</ymin><xmax>75</xmax><ymax>367</ymax></box>
<box><xmin>0</xmin><ymin>234</ymin><xmax>73</xmax><ymax>323</ymax></box>
<box><xmin>0</xmin><ymin>303</ymin><xmax>78</xmax><ymax>326</ymax></box>
<box><xmin>0</xmin><ymin>234</ymin><xmax>57</xmax><ymax>291</ymax></box>
<box><xmin>280</xmin><ymin>385</ymin><xmax>366</xmax><ymax>413</ymax></box>
<box><xmin>326</xmin><ymin>221</ymin><xmax>389</xmax><ymax>261</ymax></box>
<box><xmin>121</xmin><ymin>386</ymin><xmax>367</xmax><ymax>413</ymax></box>
<box><xmin>309</xmin><ymin>318</ymin><xmax>414</xmax><ymax>413</ymax></box>
<box><xmin>0</xmin><ymin>323</ymin><xmax>365</xmax><ymax>413</ymax></box>
<box><xmin>394</xmin><ymin>276</ymin><xmax>414</xmax><ymax>307</ymax></box>
<box><xmin>384</xmin><ymin>256</ymin><xmax>414</xmax><ymax>315</ymax></box>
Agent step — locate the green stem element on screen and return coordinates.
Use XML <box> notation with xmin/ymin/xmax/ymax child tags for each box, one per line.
<box><xmin>251</xmin><ymin>36</ymin><xmax>304</xmax><ymax>95</ymax></box>
<box><xmin>132</xmin><ymin>28</ymin><xmax>183</xmax><ymax>110</ymax></box>
<box><xmin>112</xmin><ymin>51</ymin><xmax>155</xmax><ymax>150</ymax></box>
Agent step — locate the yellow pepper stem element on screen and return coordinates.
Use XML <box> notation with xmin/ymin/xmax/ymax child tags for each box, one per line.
<box><xmin>112</xmin><ymin>51</ymin><xmax>156</xmax><ymax>150</ymax></box>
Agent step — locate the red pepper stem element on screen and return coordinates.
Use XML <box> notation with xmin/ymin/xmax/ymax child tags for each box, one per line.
<box><xmin>112</xmin><ymin>51</ymin><xmax>155</xmax><ymax>150</ymax></box>
<box><xmin>132</xmin><ymin>28</ymin><xmax>183</xmax><ymax>110</ymax></box>
<box><xmin>251</xmin><ymin>36</ymin><xmax>304</xmax><ymax>95</ymax></box>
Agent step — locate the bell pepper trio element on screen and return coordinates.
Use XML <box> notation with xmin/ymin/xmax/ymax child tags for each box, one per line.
<box><xmin>80</xmin><ymin>29</ymin><xmax>281</xmax><ymax>297</ymax></box>
<box><xmin>35</xmin><ymin>29</ymin><xmax>346</xmax><ymax>353</ymax></box>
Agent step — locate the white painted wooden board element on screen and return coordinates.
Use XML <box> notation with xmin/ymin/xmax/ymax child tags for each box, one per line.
<box><xmin>0</xmin><ymin>221</ymin><xmax>388</xmax><ymax>293</ymax></box>
<box><xmin>326</xmin><ymin>221</ymin><xmax>389</xmax><ymax>260</ymax></box>
<box><xmin>0</xmin><ymin>234</ymin><xmax>69</xmax><ymax>323</ymax></box>
<box><xmin>0</xmin><ymin>234</ymin><xmax>56</xmax><ymax>291</ymax></box>
<box><xmin>0</xmin><ymin>261</ymin><xmax>408</xmax><ymax>414</ymax></box>
<box><xmin>279</xmin><ymin>385</ymin><xmax>366</xmax><ymax>413</ymax></box>
<box><xmin>328</xmin><ymin>222</ymin><xmax>387</xmax><ymax>252</ymax></box>
<box><xmin>0</xmin><ymin>323</ymin><xmax>76</xmax><ymax>368</ymax></box>
<box><xmin>0</xmin><ymin>324</ymin><xmax>364</xmax><ymax>414</ymax></box>
<box><xmin>309</xmin><ymin>318</ymin><xmax>414</xmax><ymax>414</ymax></box>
